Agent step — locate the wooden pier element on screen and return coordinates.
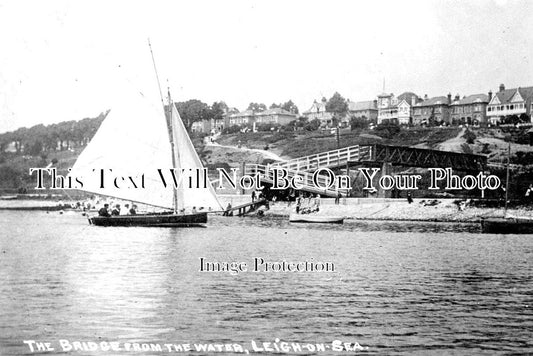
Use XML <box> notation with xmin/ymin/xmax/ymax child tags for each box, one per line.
<box><xmin>222</xmin><ymin>199</ymin><xmax>267</xmax><ymax>216</ymax></box>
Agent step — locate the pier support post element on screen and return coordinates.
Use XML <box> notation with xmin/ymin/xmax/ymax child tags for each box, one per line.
<box><xmin>378</xmin><ymin>162</ymin><xmax>392</xmax><ymax>198</ymax></box>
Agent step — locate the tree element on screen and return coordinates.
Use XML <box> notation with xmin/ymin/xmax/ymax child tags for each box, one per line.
<box><xmin>247</xmin><ymin>102</ymin><xmax>267</xmax><ymax>112</ymax></box>
<box><xmin>269</xmin><ymin>103</ymin><xmax>281</xmax><ymax>109</ymax></box>
<box><xmin>281</xmin><ymin>100</ymin><xmax>299</xmax><ymax>114</ymax></box>
<box><xmin>326</xmin><ymin>92</ymin><xmax>348</xmax><ymax>119</ymax></box>
<box><xmin>175</xmin><ymin>99</ymin><xmax>210</xmax><ymax>132</ymax></box>
<box><xmin>210</xmin><ymin>101</ymin><xmax>227</xmax><ymax>121</ymax></box>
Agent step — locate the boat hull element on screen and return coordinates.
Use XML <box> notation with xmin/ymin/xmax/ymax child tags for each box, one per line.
<box><xmin>89</xmin><ymin>212</ymin><xmax>207</xmax><ymax>227</ymax></box>
<box><xmin>289</xmin><ymin>214</ymin><xmax>344</xmax><ymax>224</ymax></box>
<box><xmin>481</xmin><ymin>217</ymin><xmax>533</xmax><ymax>234</ymax></box>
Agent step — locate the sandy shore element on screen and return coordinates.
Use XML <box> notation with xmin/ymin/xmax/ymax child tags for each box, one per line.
<box><xmin>262</xmin><ymin>199</ymin><xmax>533</xmax><ymax>222</ymax></box>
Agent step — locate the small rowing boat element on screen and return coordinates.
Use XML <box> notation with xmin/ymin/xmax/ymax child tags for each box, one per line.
<box><xmin>289</xmin><ymin>214</ymin><xmax>344</xmax><ymax>224</ymax></box>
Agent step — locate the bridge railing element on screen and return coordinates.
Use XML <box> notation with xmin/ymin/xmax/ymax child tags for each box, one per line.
<box><xmin>272</xmin><ymin>145</ymin><xmax>372</xmax><ymax>172</ymax></box>
<box><xmin>244</xmin><ymin>164</ymin><xmax>348</xmax><ymax>197</ymax></box>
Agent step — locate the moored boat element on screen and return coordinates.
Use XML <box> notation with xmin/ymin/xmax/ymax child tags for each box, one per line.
<box><xmin>481</xmin><ymin>217</ymin><xmax>533</xmax><ymax>234</ymax></box>
<box><xmin>90</xmin><ymin>212</ymin><xmax>207</xmax><ymax>227</ymax></box>
<box><xmin>289</xmin><ymin>213</ymin><xmax>344</xmax><ymax>224</ymax></box>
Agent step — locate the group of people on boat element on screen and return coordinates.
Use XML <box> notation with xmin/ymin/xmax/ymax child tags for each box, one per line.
<box><xmin>98</xmin><ymin>203</ymin><xmax>137</xmax><ymax>217</ymax></box>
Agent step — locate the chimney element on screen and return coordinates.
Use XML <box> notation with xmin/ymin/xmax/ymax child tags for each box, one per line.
<box><xmin>499</xmin><ymin>84</ymin><xmax>505</xmax><ymax>92</ymax></box>
<box><xmin>447</xmin><ymin>93</ymin><xmax>452</xmax><ymax>104</ymax></box>
<box><xmin>373</xmin><ymin>99</ymin><xmax>377</xmax><ymax>108</ymax></box>
<box><xmin>411</xmin><ymin>95</ymin><xmax>416</xmax><ymax>106</ymax></box>
<box><xmin>424</xmin><ymin>94</ymin><xmax>428</xmax><ymax>100</ymax></box>
<box><xmin>488</xmin><ymin>90</ymin><xmax>492</xmax><ymax>101</ymax></box>
<box><xmin>454</xmin><ymin>94</ymin><xmax>460</xmax><ymax>101</ymax></box>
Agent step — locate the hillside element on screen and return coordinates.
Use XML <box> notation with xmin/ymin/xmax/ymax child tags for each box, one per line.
<box><xmin>2</xmin><ymin>123</ymin><xmax>533</xmax><ymax>193</ymax></box>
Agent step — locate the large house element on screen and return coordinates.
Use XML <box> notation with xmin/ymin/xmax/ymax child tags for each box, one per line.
<box><xmin>377</xmin><ymin>92</ymin><xmax>420</xmax><ymax>125</ymax></box>
<box><xmin>486</xmin><ymin>84</ymin><xmax>533</xmax><ymax>125</ymax></box>
<box><xmin>303</xmin><ymin>98</ymin><xmax>334</xmax><ymax>122</ymax></box>
<box><xmin>228</xmin><ymin>110</ymin><xmax>255</xmax><ymax>126</ymax></box>
<box><xmin>347</xmin><ymin>100</ymin><xmax>378</xmax><ymax>122</ymax></box>
<box><xmin>450</xmin><ymin>93</ymin><xmax>489</xmax><ymax>125</ymax></box>
<box><xmin>412</xmin><ymin>94</ymin><xmax>451</xmax><ymax>125</ymax></box>
<box><xmin>254</xmin><ymin>108</ymin><xmax>297</xmax><ymax>126</ymax></box>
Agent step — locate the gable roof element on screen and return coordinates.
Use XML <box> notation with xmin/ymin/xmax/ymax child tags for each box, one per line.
<box><xmin>230</xmin><ymin>109</ymin><xmax>255</xmax><ymax>118</ymax></box>
<box><xmin>397</xmin><ymin>91</ymin><xmax>420</xmax><ymax>104</ymax></box>
<box><xmin>451</xmin><ymin>93</ymin><xmax>489</xmax><ymax>105</ymax></box>
<box><xmin>493</xmin><ymin>86</ymin><xmax>533</xmax><ymax>104</ymax></box>
<box><xmin>303</xmin><ymin>100</ymin><xmax>327</xmax><ymax>114</ymax></box>
<box><xmin>415</xmin><ymin>96</ymin><xmax>449</xmax><ymax>107</ymax></box>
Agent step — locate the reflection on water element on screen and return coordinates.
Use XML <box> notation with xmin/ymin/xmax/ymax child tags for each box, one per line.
<box><xmin>0</xmin><ymin>211</ymin><xmax>532</xmax><ymax>355</ymax></box>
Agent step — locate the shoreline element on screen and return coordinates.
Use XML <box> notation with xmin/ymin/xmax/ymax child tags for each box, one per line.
<box><xmin>1</xmin><ymin>196</ymin><xmax>531</xmax><ymax>224</ymax></box>
<box><xmin>258</xmin><ymin>198</ymin><xmax>530</xmax><ymax>223</ymax></box>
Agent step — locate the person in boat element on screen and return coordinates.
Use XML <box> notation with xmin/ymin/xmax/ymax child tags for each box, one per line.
<box><xmin>98</xmin><ymin>204</ymin><xmax>111</xmax><ymax>217</ymax></box>
<box><xmin>111</xmin><ymin>204</ymin><xmax>121</xmax><ymax>216</ymax></box>
<box><xmin>129</xmin><ymin>204</ymin><xmax>137</xmax><ymax>215</ymax></box>
<box><xmin>121</xmin><ymin>204</ymin><xmax>130</xmax><ymax>215</ymax></box>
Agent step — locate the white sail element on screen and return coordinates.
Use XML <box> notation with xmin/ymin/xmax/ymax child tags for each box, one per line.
<box><xmin>69</xmin><ymin>90</ymin><xmax>175</xmax><ymax>209</ymax></box>
<box><xmin>69</xmin><ymin>86</ymin><xmax>222</xmax><ymax>212</ymax></box>
<box><xmin>170</xmin><ymin>105</ymin><xmax>223</xmax><ymax>211</ymax></box>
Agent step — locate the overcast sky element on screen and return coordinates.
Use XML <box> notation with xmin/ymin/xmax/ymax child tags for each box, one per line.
<box><xmin>0</xmin><ymin>0</ymin><xmax>532</xmax><ymax>133</ymax></box>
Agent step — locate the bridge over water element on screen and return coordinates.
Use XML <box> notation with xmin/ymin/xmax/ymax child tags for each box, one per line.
<box><xmin>245</xmin><ymin>144</ymin><xmax>500</xmax><ymax>198</ymax></box>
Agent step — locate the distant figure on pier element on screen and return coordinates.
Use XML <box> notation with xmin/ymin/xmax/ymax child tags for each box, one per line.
<box><xmin>295</xmin><ymin>195</ymin><xmax>302</xmax><ymax>214</ymax></box>
<box><xmin>525</xmin><ymin>184</ymin><xmax>532</xmax><ymax>203</ymax></box>
<box><xmin>98</xmin><ymin>204</ymin><xmax>110</xmax><ymax>217</ymax></box>
<box><xmin>314</xmin><ymin>194</ymin><xmax>321</xmax><ymax>211</ymax></box>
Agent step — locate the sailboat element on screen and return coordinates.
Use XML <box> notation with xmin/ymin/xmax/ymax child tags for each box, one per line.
<box><xmin>69</xmin><ymin>71</ymin><xmax>222</xmax><ymax>227</ymax></box>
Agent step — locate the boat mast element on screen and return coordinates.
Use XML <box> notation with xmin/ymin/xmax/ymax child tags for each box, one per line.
<box><xmin>148</xmin><ymin>39</ymin><xmax>179</xmax><ymax>213</ymax></box>
<box><xmin>504</xmin><ymin>140</ymin><xmax>510</xmax><ymax>215</ymax></box>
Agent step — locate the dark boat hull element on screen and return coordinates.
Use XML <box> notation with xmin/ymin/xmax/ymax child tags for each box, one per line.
<box><xmin>481</xmin><ymin>217</ymin><xmax>533</xmax><ymax>234</ymax></box>
<box><xmin>89</xmin><ymin>212</ymin><xmax>207</xmax><ymax>227</ymax></box>
<box><xmin>289</xmin><ymin>214</ymin><xmax>344</xmax><ymax>224</ymax></box>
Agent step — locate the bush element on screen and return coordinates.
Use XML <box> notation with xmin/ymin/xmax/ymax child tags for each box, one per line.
<box><xmin>374</xmin><ymin>122</ymin><xmax>401</xmax><ymax>139</ymax></box>
<box><xmin>463</xmin><ymin>129</ymin><xmax>476</xmax><ymax>144</ymax></box>
<box><xmin>461</xmin><ymin>143</ymin><xmax>473</xmax><ymax>154</ymax></box>
<box><xmin>222</xmin><ymin>125</ymin><xmax>242</xmax><ymax>134</ymax></box>
<box><xmin>304</xmin><ymin>119</ymin><xmax>321</xmax><ymax>131</ymax></box>
<box><xmin>257</xmin><ymin>123</ymin><xmax>280</xmax><ymax>132</ymax></box>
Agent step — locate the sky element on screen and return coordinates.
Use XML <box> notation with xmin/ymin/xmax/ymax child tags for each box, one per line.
<box><xmin>0</xmin><ymin>0</ymin><xmax>532</xmax><ymax>133</ymax></box>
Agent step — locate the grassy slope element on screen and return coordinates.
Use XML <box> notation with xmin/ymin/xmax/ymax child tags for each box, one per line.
<box><xmin>2</xmin><ymin>126</ymin><xmax>532</xmax><ymax>190</ymax></box>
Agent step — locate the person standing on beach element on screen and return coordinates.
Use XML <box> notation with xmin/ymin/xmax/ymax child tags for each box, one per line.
<box><xmin>407</xmin><ymin>192</ymin><xmax>413</xmax><ymax>204</ymax></box>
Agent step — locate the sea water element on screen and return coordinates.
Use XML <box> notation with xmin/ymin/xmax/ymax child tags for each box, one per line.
<box><xmin>0</xmin><ymin>211</ymin><xmax>531</xmax><ymax>355</ymax></box>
